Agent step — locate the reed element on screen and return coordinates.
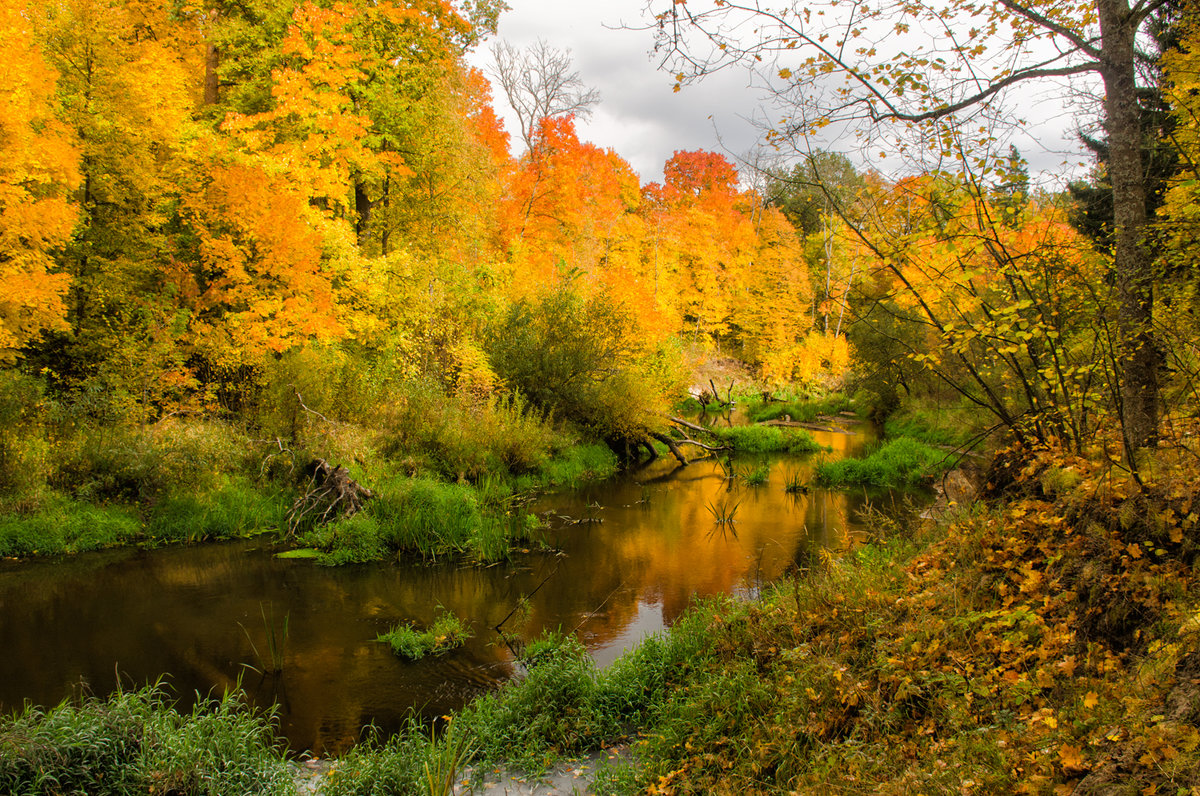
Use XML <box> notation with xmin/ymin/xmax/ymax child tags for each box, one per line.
<box><xmin>239</xmin><ymin>602</ymin><xmax>289</xmax><ymax>675</ymax></box>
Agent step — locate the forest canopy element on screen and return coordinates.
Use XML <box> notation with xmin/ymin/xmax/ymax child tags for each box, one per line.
<box><xmin>0</xmin><ymin>0</ymin><xmax>1197</xmax><ymax>475</ymax></box>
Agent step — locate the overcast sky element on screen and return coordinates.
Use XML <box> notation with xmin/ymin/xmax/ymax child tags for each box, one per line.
<box><xmin>467</xmin><ymin>1</ymin><xmax>1098</xmax><ymax>187</ymax></box>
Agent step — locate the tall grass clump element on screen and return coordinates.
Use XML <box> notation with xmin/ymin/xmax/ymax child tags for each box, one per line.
<box><xmin>300</xmin><ymin>475</ymin><xmax>541</xmax><ymax>563</ymax></box>
<box><xmin>456</xmin><ymin>632</ymin><xmax>609</xmax><ymax>772</ymax></box>
<box><xmin>743</xmin><ymin>392</ymin><xmax>860</xmax><ymax>424</ymax></box>
<box><xmin>0</xmin><ymin>496</ymin><xmax>141</xmax><ymax>557</ymax></box>
<box><xmin>711</xmin><ymin>425</ymin><xmax>825</xmax><ymax>454</ymax></box>
<box><xmin>515</xmin><ymin>442</ymin><xmax>618</xmax><ymax>491</ymax></box>
<box><xmin>0</xmin><ymin>685</ymin><xmax>293</xmax><ymax>796</ymax></box>
<box><xmin>321</xmin><ymin>724</ymin><xmax>433</xmax><ymax>796</ymax></box>
<box><xmin>377</xmin><ymin>609</ymin><xmax>472</xmax><ymax>660</ymax></box>
<box><xmin>146</xmin><ymin>476</ymin><xmax>288</xmax><ymax>544</ymax></box>
<box><xmin>814</xmin><ymin>437</ymin><xmax>953</xmax><ymax>488</ymax></box>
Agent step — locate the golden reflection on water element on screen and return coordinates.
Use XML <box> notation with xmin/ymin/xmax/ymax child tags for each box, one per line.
<box><xmin>0</xmin><ymin>423</ymin><xmax>920</xmax><ymax>754</ymax></box>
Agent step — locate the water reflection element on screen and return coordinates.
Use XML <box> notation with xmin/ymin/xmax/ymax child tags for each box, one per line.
<box><xmin>0</xmin><ymin>424</ymin><xmax>919</xmax><ymax>754</ymax></box>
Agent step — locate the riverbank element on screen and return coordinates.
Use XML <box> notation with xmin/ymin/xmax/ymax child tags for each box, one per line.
<box><xmin>7</xmin><ymin>429</ymin><xmax>1198</xmax><ymax>792</ymax></box>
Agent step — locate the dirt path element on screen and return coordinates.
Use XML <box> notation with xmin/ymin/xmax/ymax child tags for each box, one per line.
<box><xmin>291</xmin><ymin>746</ymin><xmax>629</xmax><ymax>795</ymax></box>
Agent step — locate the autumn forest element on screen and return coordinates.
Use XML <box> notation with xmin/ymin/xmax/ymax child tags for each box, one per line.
<box><xmin>7</xmin><ymin>0</ymin><xmax>1200</xmax><ymax>791</ymax></box>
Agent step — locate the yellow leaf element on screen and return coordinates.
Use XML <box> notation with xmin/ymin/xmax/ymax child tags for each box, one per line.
<box><xmin>1083</xmin><ymin>691</ymin><xmax>1099</xmax><ymax>709</ymax></box>
<box><xmin>1058</xmin><ymin>743</ymin><xmax>1086</xmax><ymax>772</ymax></box>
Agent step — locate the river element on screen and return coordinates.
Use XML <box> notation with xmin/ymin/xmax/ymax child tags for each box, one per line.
<box><xmin>0</xmin><ymin>420</ymin><xmax>918</xmax><ymax>755</ymax></box>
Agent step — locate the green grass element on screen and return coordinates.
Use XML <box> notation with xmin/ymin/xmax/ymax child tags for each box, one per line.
<box><xmin>298</xmin><ymin>475</ymin><xmax>539</xmax><ymax>564</ymax></box>
<box><xmin>0</xmin><ymin>495</ymin><xmax>141</xmax><ymax>557</ymax></box>
<box><xmin>377</xmin><ymin>610</ymin><xmax>473</xmax><ymax>660</ymax></box>
<box><xmin>742</xmin><ymin>392</ymin><xmax>861</xmax><ymax>424</ymax></box>
<box><xmin>320</xmin><ymin>723</ymin><xmax>436</xmax><ymax>796</ymax></box>
<box><xmin>0</xmin><ymin>685</ymin><xmax>294</xmax><ymax>796</ymax></box>
<box><xmin>814</xmin><ymin>436</ymin><xmax>953</xmax><ymax>488</ymax></box>
<box><xmin>0</xmin><ymin>478</ymin><xmax>286</xmax><ymax>559</ymax></box>
<box><xmin>710</xmin><ymin>425</ymin><xmax>825</xmax><ymax>453</ymax></box>
<box><xmin>882</xmin><ymin>402</ymin><xmax>987</xmax><ymax>448</ymax></box>
<box><xmin>674</xmin><ymin>396</ymin><xmax>729</xmax><ymax>414</ymax></box>
<box><xmin>146</xmin><ymin>476</ymin><xmax>288</xmax><ymax>544</ymax></box>
<box><xmin>739</xmin><ymin>463</ymin><xmax>770</xmax><ymax>486</ymax></box>
<box><xmin>513</xmin><ymin>442</ymin><xmax>618</xmax><ymax>491</ymax></box>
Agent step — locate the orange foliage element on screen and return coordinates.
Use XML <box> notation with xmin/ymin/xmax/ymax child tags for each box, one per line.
<box><xmin>500</xmin><ymin>116</ymin><xmax>642</xmax><ymax>288</ymax></box>
<box><xmin>180</xmin><ymin>162</ymin><xmax>342</xmax><ymax>362</ymax></box>
<box><xmin>0</xmin><ymin>1</ymin><xmax>80</xmax><ymax>358</ymax></box>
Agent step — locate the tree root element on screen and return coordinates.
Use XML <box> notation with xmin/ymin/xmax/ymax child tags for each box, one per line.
<box><xmin>286</xmin><ymin>459</ymin><xmax>374</xmax><ymax>537</ymax></box>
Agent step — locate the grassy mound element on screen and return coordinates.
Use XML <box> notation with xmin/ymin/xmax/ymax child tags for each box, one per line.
<box><xmin>710</xmin><ymin>425</ymin><xmax>825</xmax><ymax>454</ymax></box>
<box><xmin>815</xmin><ymin>436</ymin><xmax>953</xmax><ymax>487</ymax></box>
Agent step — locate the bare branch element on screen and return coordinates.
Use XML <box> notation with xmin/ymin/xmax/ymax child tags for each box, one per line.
<box><xmin>490</xmin><ymin>38</ymin><xmax>602</xmax><ymax>151</ymax></box>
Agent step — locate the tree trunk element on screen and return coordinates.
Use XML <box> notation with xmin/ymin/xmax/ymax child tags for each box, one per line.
<box><xmin>1098</xmin><ymin>0</ymin><xmax>1159</xmax><ymax>450</ymax></box>
<box><xmin>204</xmin><ymin>44</ymin><xmax>220</xmax><ymax>106</ymax></box>
<box><xmin>355</xmin><ymin>181</ymin><xmax>373</xmax><ymax>248</ymax></box>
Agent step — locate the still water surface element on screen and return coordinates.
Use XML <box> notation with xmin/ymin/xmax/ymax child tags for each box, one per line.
<box><xmin>0</xmin><ymin>422</ymin><xmax>914</xmax><ymax>754</ymax></box>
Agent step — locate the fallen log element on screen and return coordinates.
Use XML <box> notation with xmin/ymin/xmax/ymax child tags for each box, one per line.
<box><xmin>762</xmin><ymin>419</ymin><xmax>852</xmax><ymax>434</ymax></box>
<box><xmin>668</xmin><ymin>415</ymin><xmax>711</xmax><ymax>435</ymax></box>
<box><xmin>649</xmin><ymin>431</ymin><xmax>689</xmax><ymax>465</ymax></box>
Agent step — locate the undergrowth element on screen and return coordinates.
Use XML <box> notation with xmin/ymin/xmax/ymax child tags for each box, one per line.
<box><xmin>588</xmin><ymin>437</ymin><xmax>1200</xmax><ymax>792</ymax></box>
<box><xmin>0</xmin><ymin>685</ymin><xmax>293</xmax><ymax>796</ymax></box>
<box><xmin>814</xmin><ymin>436</ymin><xmax>954</xmax><ymax>487</ymax></box>
<box><xmin>710</xmin><ymin>425</ymin><xmax>825</xmax><ymax>454</ymax></box>
<box><xmin>742</xmin><ymin>392</ymin><xmax>861</xmax><ymax>424</ymax></box>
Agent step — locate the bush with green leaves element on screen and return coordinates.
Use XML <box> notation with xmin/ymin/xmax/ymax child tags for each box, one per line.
<box><xmin>486</xmin><ymin>284</ymin><xmax>672</xmax><ymax>450</ymax></box>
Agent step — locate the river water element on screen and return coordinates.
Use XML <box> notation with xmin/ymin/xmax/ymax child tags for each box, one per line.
<box><xmin>0</xmin><ymin>421</ymin><xmax>915</xmax><ymax>754</ymax></box>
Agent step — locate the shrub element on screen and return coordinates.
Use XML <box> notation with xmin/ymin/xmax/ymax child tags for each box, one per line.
<box><xmin>486</xmin><ymin>284</ymin><xmax>670</xmax><ymax>448</ymax></box>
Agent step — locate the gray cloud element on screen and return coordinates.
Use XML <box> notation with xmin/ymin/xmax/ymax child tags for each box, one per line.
<box><xmin>470</xmin><ymin>1</ymin><xmax>1093</xmax><ymax>187</ymax></box>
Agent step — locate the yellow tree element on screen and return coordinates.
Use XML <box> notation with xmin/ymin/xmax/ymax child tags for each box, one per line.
<box><xmin>645</xmin><ymin>150</ymin><xmax>758</xmax><ymax>345</ymax></box>
<box><xmin>29</xmin><ymin>0</ymin><xmax>204</xmax><ymax>412</ymax></box>
<box><xmin>499</xmin><ymin>116</ymin><xmax>645</xmax><ymax>294</ymax></box>
<box><xmin>651</xmin><ymin>0</ymin><xmax>1169</xmax><ymax>451</ymax></box>
<box><xmin>0</xmin><ymin>0</ymin><xmax>79</xmax><ymax>360</ymax></box>
<box><xmin>845</xmin><ymin>172</ymin><xmax>1111</xmax><ymax>448</ymax></box>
